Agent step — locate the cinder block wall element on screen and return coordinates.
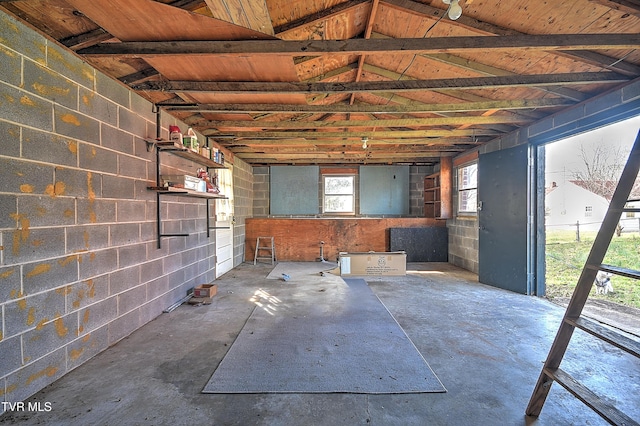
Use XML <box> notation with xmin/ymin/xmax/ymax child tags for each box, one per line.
<box><xmin>0</xmin><ymin>12</ymin><xmax>243</xmax><ymax>406</ymax></box>
<box><xmin>232</xmin><ymin>161</ymin><xmax>253</xmax><ymax>266</ymax></box>
<box><xmin>409</xmin><ymin>165</ymin><xmax>434</xmax><ymax>217</ymax></box>
<box><xmin>447</xmin><ymin>217</ymin><xmax>479</xmax><ymax>273</ymax></box>
<box><xmin>252</xmin><ymin>167</ymin><xmax>270</xmax><ymax>217</ymax></box>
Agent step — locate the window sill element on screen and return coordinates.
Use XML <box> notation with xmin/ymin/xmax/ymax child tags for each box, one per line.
<box><xmin>456</xmin><ymin>214</ymin><xmax>478</xmax><ymax>220</ymax></box>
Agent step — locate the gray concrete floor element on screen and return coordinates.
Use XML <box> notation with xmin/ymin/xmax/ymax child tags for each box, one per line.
<box><xmin>1</xmin><ymin>262</ymin><xmax>639</xmax><ymax>426</ymax></box>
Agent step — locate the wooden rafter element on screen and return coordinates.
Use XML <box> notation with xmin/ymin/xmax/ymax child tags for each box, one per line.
<box><xmin>235</xmin><ymin>151</ymin><xmax>456</xmax><ymax>160</ymax></box>
<box><xmin>76</xmin><ymin>34</ymin><xmax>640</xmax><ymax>57</ymax></box>
<box><xmin>61</xmin><ymin>28</ymin><xmax>113</xmax><ymax>50</ymax></box>
<box><xmin>349</xmin><ymin>0</ymin><xmax>380</xmax><ymax>105</ymax></box>
<box><xmin>160</xmin><ymin>98</ymin><xmax>574</xmax><ymax>113</ymax></box>
<box><xmin>193</xmin><ymin>115</ymin><xmax>529</xmax><ymax>129</ymax></box>
<box><xmin>364</xmin><ymin>33</ymin><xmax>589</xmax><ymax>101</ymax></box>
<box><xmin>133</xmin><ymin>72</ymin><xmax>627</xmax><ymax>94</ymax></box>
<box><xmin>222</xmin><ymin>137</ymin><xmax>485</xmax><ymax>145</ymax></box>
<box><xmin>118</xmin><ymin>68</ymin><xmax>160</xmax><ymax>84</ymax></box>
<box><xmin>202</xmin><ymin>129</ymin><xmax>501</xmax><ymax>138</ymax></box>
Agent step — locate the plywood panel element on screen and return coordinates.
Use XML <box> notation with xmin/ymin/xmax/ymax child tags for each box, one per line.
<box><xmin>186</xmin><ymin>93</ymin><xmax>308</xmax><ymax>105</ymax></box>
<box><xmin>204</xmin><ymin>0</ymin><xmax>274</xmax><ymax>35</ymax></box>
<box><xmin>267</xmin><ymin>0</ymin><xmax>349</xmax><ymax>27</ymax></box>
<box><xmin>277</xmin><ymin>3</ymin><xmax>370</xmax><ymax>40</ymax></box>
<box><xmin>65</xmin><ymin>0</ymin><xmax>276</xmax><ymax>42</ymax></box>
<box><xmin>146</xmin><ymin>55</ymin><xmax>300</xmax><ymax>81</ymax></box>
<box><xmin>245</xmin><ymin>217</ymin><xmax>445</xmax><ymax>262</ymax></box>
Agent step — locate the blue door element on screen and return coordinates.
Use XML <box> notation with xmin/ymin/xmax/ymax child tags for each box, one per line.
<box><xmin>478</xmin><ymin>144</ymin><xmax>531</xmax><ymax>294</ymax></box>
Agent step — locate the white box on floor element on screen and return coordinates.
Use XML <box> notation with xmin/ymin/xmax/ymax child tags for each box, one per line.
<box><xmin>338</xmin><ymin>251</ymin><xmax>406</xmax><ymax>276</ymax></box>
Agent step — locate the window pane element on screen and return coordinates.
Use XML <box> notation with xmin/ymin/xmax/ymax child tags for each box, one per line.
<box><xmin>458</xmin><ymin>163</ymin><xmax>477</xmax><ymax>190</ymax></box>
<box><xmin>459</xmin><ymin>189</ymin><xmax>477</xmax><ymax>213</ymax></box>
<box><xmin>325</xmin><ymin>176</ymin><xmax>353</xmax><ymax>195</ymax></box>
<box><xmin>324</xmin><ymin>195</ymin><xmax>354</xmax><ymax>212</ymax></box>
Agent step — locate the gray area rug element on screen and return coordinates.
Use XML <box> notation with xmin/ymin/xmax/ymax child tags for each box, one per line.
<box><xmin>203</xmin><ymin>274</ymin><xmax>446</xmax><ymax>394</ymax></box>
<box><xmin>266</xmin><ymin>261</ymin><xmax>339</xmax><ymax>280</ymax></box>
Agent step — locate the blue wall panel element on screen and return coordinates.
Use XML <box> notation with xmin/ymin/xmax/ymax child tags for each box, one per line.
<box><xmin>360</xmin><ymin>166</ymin><xmax>409</xmax><ymax>215</ymax></box>
<box><xmin>270</xmin><ymin>166</ymin><xmax>319</xmax><ymax>215</ymax></box>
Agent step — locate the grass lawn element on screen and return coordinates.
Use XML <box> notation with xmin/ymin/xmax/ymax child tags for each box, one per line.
<box><xmin>545</xmin><ymin>230</ymin><xmax>640</xmax><ymax>309</ymax></box>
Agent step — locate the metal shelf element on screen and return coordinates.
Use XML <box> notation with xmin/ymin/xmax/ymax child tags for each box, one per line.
<box><xmin>145</xmin><ymin>139</ymin><xmax>227</xmax><ymax>169</ymax></box>
<box><xmin>147</xmin><ymin>186</ymin><xmax>228</xmax><ymax>199</ymax></box>
<box><xmin>146</xmin><ymin>140</ymin><xmax>228</xmax><ymax>248</ymax></box>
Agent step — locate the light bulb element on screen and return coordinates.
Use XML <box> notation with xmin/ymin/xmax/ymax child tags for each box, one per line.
<box><xmin>442</xmin><ymin>0</ymin><xmax>451</xmax><ymax>3</ymax></box>
<box><xmin>362</xmin><ymin>137</ymin><xmax>368</xmax><ymax>149</ymax></box>
<box><xmin>448</xmin><ymin>0</ymin><xmax>462</xmax><ymax>20</ymax></box>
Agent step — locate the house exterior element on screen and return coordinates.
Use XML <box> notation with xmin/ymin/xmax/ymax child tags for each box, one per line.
<box><xmin>546</xmin><ymin>180</ymin><xmax>640</xmax><ymax>233</ymax></box>
<box><xmin>545</xmin><ymin>180</ymin><xmax>611</xmax><ymax>232</ymax></box>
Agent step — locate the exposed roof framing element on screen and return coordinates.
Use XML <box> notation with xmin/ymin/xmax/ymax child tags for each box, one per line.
<box><xmin>2</xmin><ymin>0</ymin><xmax>640</xmax><ymax>166</ymax></box>
<box><xmin>132</xmin><ymin>73</ymin><xmax>628</xmax><ymax>94</ymax></box>
<box><xmin>77</xmin><ymin>34</ymin><xmax>640</xmax><ymax>57</ymax></box>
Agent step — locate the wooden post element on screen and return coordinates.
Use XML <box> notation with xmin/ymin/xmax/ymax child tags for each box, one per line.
<box><xmin>439</xmin><ymin>156</ymin><xmax>453</xmax><ymax>219</ymax></box>
<box><xmin>575</xmin><ymin>220</ymin><xmax>580</xmax><ymax>242</ymax></box>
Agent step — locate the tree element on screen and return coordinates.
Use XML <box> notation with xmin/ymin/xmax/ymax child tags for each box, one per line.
<box><xmin>572</xmin><ymin>141</ymin><xmax>628</xmax><ymax>201</ymax></box>
<box><xmin>571</xmin><ymin>141</ymin><xmax>630</xmax><ymax>236</ymax></box>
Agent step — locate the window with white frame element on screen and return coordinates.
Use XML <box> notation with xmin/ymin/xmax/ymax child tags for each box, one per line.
<box><xmin>457</xmin><ymin>162</ymin><xmax>478</xmax><ymax>214</ymax></box>
<box><xmin>626</xmin><ymin>203</ymin><xmax>635</xmax><ymax>218</ymax></box>
<box><xmin>323</xmin><ymin>175</ymin><xmax>355</xmax><ymax>214</ymax></box>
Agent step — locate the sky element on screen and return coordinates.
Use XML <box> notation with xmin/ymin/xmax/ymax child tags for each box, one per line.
<box><xmin>544</xmin><ymin>115</ymin><xmax>640</xmax><ymax>186</ymax></box>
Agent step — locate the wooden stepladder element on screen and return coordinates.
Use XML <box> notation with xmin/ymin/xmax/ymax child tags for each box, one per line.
<box><xmin>526</xmin><ymin>130</ymin><xmax>640</xmax><ymax>425</ymax></box>
<box><xmin>253</xmin><ymin>236</ymin><xmax>276</xmax><ymax>265</ymax></box>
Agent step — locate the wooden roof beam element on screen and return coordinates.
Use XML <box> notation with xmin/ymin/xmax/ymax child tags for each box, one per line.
<box><xmin>366</xmin><ymin>33</ymin><xmax>589</xmax><ymax>101</ymax></box>
<box><xmin>160</xmin><ymin>98</ymin><xmax>574</xmax><ymax>113</ymax></box>
<box><xmin>235</xmin><ymin>151</ymin><xmax>462</xmax><ymax>160</ymax></box>
<box><xmin>350</xmin><ymin>0</ymin><xmax>381</xmax><ymax>105</ymax></box>
<box><xmin>239</xmin><ymin>158</ymin><xmax>440</xmax><ymax>165</ymax></box>
<box><xmin>60</xmin><ymin>28</ymin><xmax>114</xmax><ymax>51</ymax></box>
<box><xmin>193</xmin><ymin>115</ymin><xmax>529</xmax><ymax>129</ymax></box>
<box><xmin>203</xmin><ymin>129</ymin><xmax>501</xmax><ymax>138</ymax></box>
<box><xmin>118</xmin><ymin>68</ymin><xmax>161</xmax><ymax>84</ymax></box>
<box><xmin>133</xmin><ymin>72</ymin><xmax>628</xmax><ymax>94</ymax></box>
<box><xmin>222</xmin><ymin>137</ymin><xmax>487</xmax><ymax>146</ymax></box>
<box><xmin>77</xmin><ymin>34</ymin><xmax>640</xmax><ymax>57</ymax></box>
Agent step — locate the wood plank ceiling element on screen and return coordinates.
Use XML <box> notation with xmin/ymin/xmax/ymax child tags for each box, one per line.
<box><xmin>2</xmin><ymin>0</ymin><xmax>640</xmax><ymax>165</ymax></box>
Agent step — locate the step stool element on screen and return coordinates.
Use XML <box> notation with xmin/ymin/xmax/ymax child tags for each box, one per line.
<box><xmin>254</xmin><ymin>236</ymin><xmax>276</xmax><ymax>265</ymax></box>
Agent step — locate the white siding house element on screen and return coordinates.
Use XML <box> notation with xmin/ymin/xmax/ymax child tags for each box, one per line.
<box><xmin>545</xmin><ymin>181</ymin><xmax>610</xmax><ymax>232</ymax></box>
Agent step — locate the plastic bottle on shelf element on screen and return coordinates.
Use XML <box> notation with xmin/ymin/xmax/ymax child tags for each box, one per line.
<box><xmin>183</xmin><ymin>127</ymin><xmax>199</xmax><ymax>152</ymax></box>
<box><xmin>169</xmin><ymin>125</ymin><xmax>182</xmax><ymax>146</ymax></box>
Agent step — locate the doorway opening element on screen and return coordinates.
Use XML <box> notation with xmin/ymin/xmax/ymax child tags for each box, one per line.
<box><xmin>542</xmin><ymin>116</ymin><xmax>640</xmax><ymax>314</ymax></box>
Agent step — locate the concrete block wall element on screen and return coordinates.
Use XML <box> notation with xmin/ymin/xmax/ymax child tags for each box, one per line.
<box><xmin>232</xmin><ymin>159</ymin><xmax>253</xmax><ymax>266</ymax></box>
<box><xmin>410</xmin><ymin>165</ymin><xmax>434</xmax><ymax>217</ymax></box>
<box><xmin>252</xmin><ymin>167</ymin><xmax>270</xmax><ymax>217</ymax></box>
<box><xmin>447</xmin><ymin>217</ymin><xmax>479</xmax><ymax>273</ymax></box>
<box><xmin>0</xmin><ymin>12</ymin><xmax>225</xmax><ymax>407</ymax></box>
